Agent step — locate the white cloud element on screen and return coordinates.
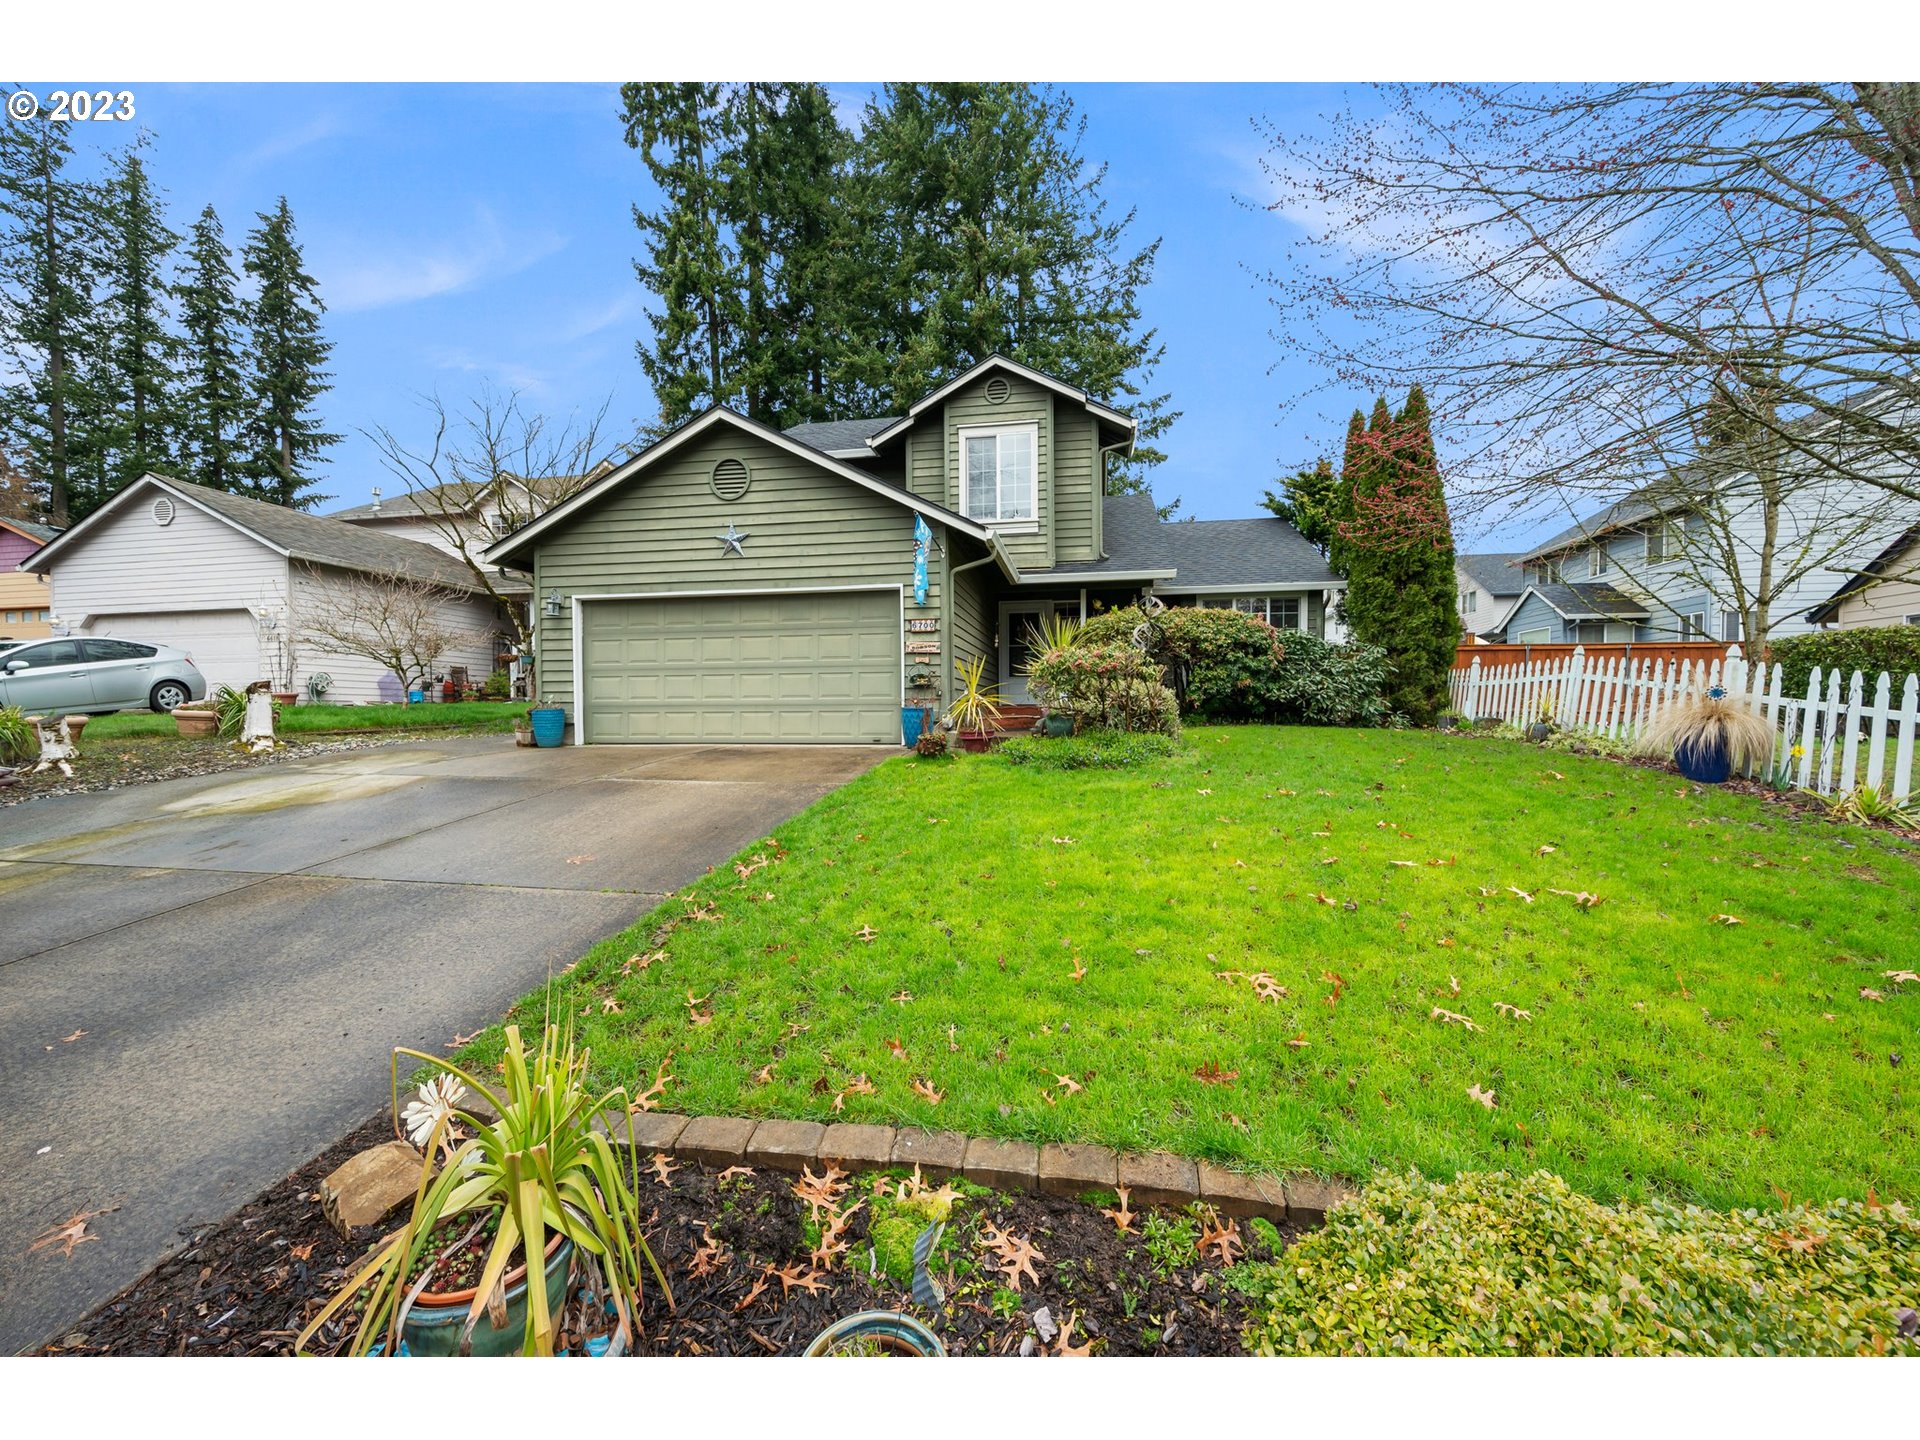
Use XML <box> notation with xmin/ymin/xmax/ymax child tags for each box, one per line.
<box><xmin>423</xmin><ymin>347</ymin><xmax>554</xmax><ymax>396</ymax></box>
<box><xmin>322</xmin><ymin>207</ymin><xmax>566</xmax><ymax>313</ymax></box>
<box><xmin>553</xmin><ymin>289</ymin><xmax>643</xmax><ymax>344</ymax></box>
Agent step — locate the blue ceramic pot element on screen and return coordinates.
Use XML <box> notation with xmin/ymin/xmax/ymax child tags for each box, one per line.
<box><xmin>1674</xmin><ymin>731</ymin><xmax>1731</xmax><ymax>784</ymax></box>
<box><xmin>529</xmin><ymin>707</ymin><xmax>566</xmax><ymax>748</ymax></box>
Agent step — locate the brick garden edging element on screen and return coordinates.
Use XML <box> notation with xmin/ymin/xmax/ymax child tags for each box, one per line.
<box><xmin>597</xmin><ymin>1110</ymin><xmax>1355</xmax><ymax>1225</ymax></box>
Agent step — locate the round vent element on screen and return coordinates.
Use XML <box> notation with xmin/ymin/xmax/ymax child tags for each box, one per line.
<box><xmin>983</xmin><ymin>376</ymin><xmax>1012</xmax><ymax>404</ymax></box>
<box><xmin>151</xmin><ymin>496</ymin><xmax>176</xmax><ymax>526</ymax></box>
<box><xmin>710</xmin><ymin>457</ymin><xmax>751</xmax><ymax>502</ymax></box>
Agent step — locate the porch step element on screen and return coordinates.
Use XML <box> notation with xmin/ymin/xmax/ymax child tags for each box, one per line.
<box><xmin>993</xmin><ymin>704</ymin><xmax>1045</xmax><ymax>733</ymax></box>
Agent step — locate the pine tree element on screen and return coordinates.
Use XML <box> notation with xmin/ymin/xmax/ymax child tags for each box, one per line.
<box><xmin>177</xmin><ymin>204</ymin><xmax>251</xmax><ymax>495</ymax></box>
<box><xmin>1262</xmin><ymin>457</ymin><xmax>1340</xmax><ymax>559</ymax></box>
<box><xmin>241</xmin><ymin>197</ymin><xmax>336</xmax><ymax>507</ymax></box>
<box><xmin>95</xmin><ymin>145</ymin><xmax>183</xmax><ymax>498</ymax></box>
<box><xmin>0</xmin><ymin>106</ymin><xmax>108</xmax><ymax>525</ymax></box>
<box><xmin>622</xmin><ymin>82</ymin><xmax>742</xmax><ymax>425</ymax></box>
<box><xmin>1338</xmin><ymin>387</ymin><xmax>1460</xmax><ymax>724</ymax></box>
<box><xmin>844</xmin><ymin>84</ymin><xmax>1177</xmax><ymax>487</ymax></box>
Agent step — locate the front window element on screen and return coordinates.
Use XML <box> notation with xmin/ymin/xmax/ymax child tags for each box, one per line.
<box><xmin>1588</xmin><ymin>548</ymin><xmax>1609</xmax><ymax>578</ymax></box>
<box><xmin>1229</xmin><ymin>596</ymin><xmax>1303</xmax><ymax>630</ymax></box>
<box><xmin>960</xmin><ymin>424</ymin><xmax>1037</xmax><ymax>525</ymax></box>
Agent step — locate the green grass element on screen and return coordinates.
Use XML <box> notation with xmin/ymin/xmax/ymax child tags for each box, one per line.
<box><xmin>463</xmin><ymin>726</ymin><xmax>1920</xmax><ymax>1210</ymax></box>
<box><xmin>82</xmin><ymin>699</ymin><xmax>530</xmax><ymax>739</ymax></box>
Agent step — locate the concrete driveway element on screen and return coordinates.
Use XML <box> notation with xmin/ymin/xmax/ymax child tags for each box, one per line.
<box><xmin>0</xmin><ymin>735</ymin><xmax>887</xmax><ymax>1353</ymax></box>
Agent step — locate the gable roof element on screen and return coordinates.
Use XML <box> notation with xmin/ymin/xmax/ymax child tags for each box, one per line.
<box><xmin>1</xmin><ymin>516</ymin><xmax>59</xmax><ymax>545</ymax></box>
<box><xmin>1808</xmin><ymin>524</ymin><xmax>1920</xmax><ymax>623</ymax></box>
<box><xmin>328</xmin><ymin>481</ymin><xmax>485</xmax><ymax>523</ymax></box>
<box><xmin>22</xmin><ymin>475</ymin><xmax>492</xmax><ymax>592</ymax></box>
<box><xmin>782</xmin><ymin>417</ymin><xmax>903</xmax><ymax>460</ymax></box>
<box><xmin>480</xmin><ymin>405</ymin><xmax>1009</xmax><ymax>573</ymax></box>
<box><xmin>865</xmin><ymin>355</ymin><xmax>1135</xmax><ymax>451</ymax></box>
<box><xmin>1509</xmin><ymin>581</ymin><xmax>1650</xmax><ymax>623</ymax></box>
<box><xmin>1456</xmin><ymin>551</ymin><xmax>1526</xmax><ymax>596</ymax></box>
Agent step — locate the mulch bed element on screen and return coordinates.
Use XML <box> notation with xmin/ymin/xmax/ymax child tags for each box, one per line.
<box><xmin>0</xmin><ymin>731</ymin><xmax>474</xmax><ymax>807</ymax></box>
<box><xmin>41</xmin><ymin>1113</ymin><xmax>1301</xmax><ymax>1358</ymax></box>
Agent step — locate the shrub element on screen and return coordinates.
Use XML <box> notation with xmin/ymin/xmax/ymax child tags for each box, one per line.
<box><xmin>1079</xmin><ymin>606</ymin><xmax>1388</xmax><ymax>726</ymax></box>
<box><xmin>1770</xmin><ymin>626</ymin><xmax>1920</xmax><ymax>696</ymax></box>
<box><xmin>1025</xmin><ymin>643</ymin><xmax>1180</xmax><ymax>736</ymax></box>
<box><xmin>1239</xmin><ymin>1170</ymin><xmax>1920</xmax><ymax>1357</ymax></box>
<box><xmin>0</xmin><ymin>704</ymin><xmax>37</xmax><ymax>764</ymax></box>
<box><xmin>997</xmin><ymin>728</ymin><xmax>1181</xmax><ymax>770</ymax></box>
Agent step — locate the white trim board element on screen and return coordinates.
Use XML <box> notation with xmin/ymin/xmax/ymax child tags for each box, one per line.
<box><xmin>867</xmin><ymin>354</ymin><xmax>1135</xmax><ymax>449</ymax></box>
<box><xmin>566</xmin><ymin>583</ymin><xmax>907</xmax><ymax>748</ymax></box>
<box><xmin>483</xmin><ymin>408</ymin><xmax>1010</xmax><ymax>575</ymax></box>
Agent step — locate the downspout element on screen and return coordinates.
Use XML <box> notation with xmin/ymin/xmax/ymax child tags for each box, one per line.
<box><xmin>945</xmin><ymin>550</ymin><xmax>1001</xmax><ymax>731</ymax></box>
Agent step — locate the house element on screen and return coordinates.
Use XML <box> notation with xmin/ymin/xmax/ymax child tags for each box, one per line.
<box><xmin>1507</xmin><ymin>383</ymin><xmax>1920</xmax><ymax>644</ymax></box>
<box><xmin>1808</xmin><ymin>526</ymin><xmax>1920</xmax><ymax>629</ymax></box>
<box><xmin>1453</xmin><ymin>552</ymin><xmax>1524</xmax><ymax>640</ymax></box>
<box><xmin>20</xmin><ymin>474</ymin><xmax>509</xmax><ymax>702</ymax></box>
<box><xmin>480</xmin><ymin>355</ymin><xmax>1344</xmax><ymax>744</ymax></box>
<box><xmin>1</xmin><ymin>517</ymin><xmax>59</xmax><ymax>642</ymax></box>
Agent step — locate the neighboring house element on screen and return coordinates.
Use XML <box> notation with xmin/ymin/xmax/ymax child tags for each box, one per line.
<box><xmin>1454</xmin><ymin>552</ymin><xmax>1525</xmax><ymax>640</ymax></box>
<box><xmin>1808</xmin><ymin>526</ymin><xmax>1920</xmax><ymax>629</ymax></box>
<box><xmin>1</xmin><ymin>517</ymin><xmax>59</xmax><ymax>642</ymax></box>
<box><xmin>481</xmin><ymin>355</ymin><xmax>1345</xmax><ymax>745</ymax></box>
<box><xmin>21</xmin><ymin>474</ymin><xmax>508</xmax><ymax>702</ymax></box>
<box><xmin>1511</xmin><ymin>383</ymin><xmax>1920</xmax><ymax>645</ymax></box>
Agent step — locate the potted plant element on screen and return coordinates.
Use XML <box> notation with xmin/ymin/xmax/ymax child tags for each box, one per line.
<box><xmin>173</xmin><ymin>699</ymin><xmax>219</xmax><ymax>738</ymax></box>
<box><xmin>1637</xmin><ymin>684</ymin><xmax>1774</xmax><ymax>785</ymax></box>
<box><xmin>1023</xmin><ymin>614</ymin><xmax>1085</xmax><ymax>738</ymax></box>
<box><xmin>60</xmin><ymin>713</ymin><xmax>91</xmax><ymax>747</ymax></box>
<box><xmin>943</xmin><ymin>656</ymin><xmax>1003</xmax><ymax>754</ymax></box>
<box><xmin>511</xmin><ymin>714</ymin><xmax>536</xmax><ymax>748</ymax></box>
<box><xmin>527</xmin><ymin>699</ymin><xmax>567</xmax><ymax>748</ymax></box>
<box><xmin>296</xmin><ymin>1020</ymin><xmax>669</xmax><ymax>1357</ymax></box>
<box><xmin>1526</xmin><ymin>694</ymin><xmax>1554</xmax><ymax>743</ymax></box>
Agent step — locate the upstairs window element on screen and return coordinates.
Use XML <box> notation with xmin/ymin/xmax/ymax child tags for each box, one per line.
<box><xmin>1645</xmin><ymin>521</ymin><xmax>1679</xmax><ymax>562</ymax></box>
<box><xmin>1588</xmin><ymin>547</ymin><xmax>1610</xmax><ymax>578</ymax></box>
<box><xmin>960</xmin><ymin>424</ymin><xmax>1037</xmax><ymax>526</ymax></box>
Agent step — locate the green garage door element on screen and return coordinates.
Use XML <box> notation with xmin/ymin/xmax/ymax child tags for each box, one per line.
<box><xmin>581</xmin><ymin>590</ymin><xmax>902</xmax><ymax>744</ymax></box>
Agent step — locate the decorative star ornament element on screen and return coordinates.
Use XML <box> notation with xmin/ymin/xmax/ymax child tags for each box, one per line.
<box><xmin>715</xmin><ymin>523</ymin><xmax>750</xmax><ymax>557</ymax></box>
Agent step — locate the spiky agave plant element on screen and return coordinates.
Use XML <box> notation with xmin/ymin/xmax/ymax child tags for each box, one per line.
<box><xmin>1023</xmin><ymin>610</ymin><xmax>1083</xmax><ymax>661</ymax></box>
<box><xmin>1823</xmin><ymin>784</ymin><xmax>1920</xmax><ymax>831</ymax></box>
<box><xmin>1635</xmin><ymin>685</ymin><xmax>1775</xmax><ymax>771</ymax></box>
<box><xmin>297</xmin><ymin>1018</ymin><xmax>670</xmax><ymax>1356</ymax></box>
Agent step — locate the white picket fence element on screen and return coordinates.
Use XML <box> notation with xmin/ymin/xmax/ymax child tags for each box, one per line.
<box><xmin>1450</xmin><ymin>645</ymin><xmax>1920</xmax><ymax>802</ymax></box>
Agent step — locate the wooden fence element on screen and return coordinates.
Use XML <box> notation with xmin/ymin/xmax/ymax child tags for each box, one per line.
<box><xmin>1449</xmin><ymin>644</ymin><xmax>1920</xmax><ymax>802</ymax></box>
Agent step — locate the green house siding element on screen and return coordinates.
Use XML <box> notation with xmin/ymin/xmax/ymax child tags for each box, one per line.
<box><xmin>1052</xmin><ymin>402</ymin><xmax>1096</xmax><ymax>563</ymax></box>
<box><xmin>947</xmin><ymin>544</ymin><xmax>996</xmax><ymax>692</ymax></box>
<box><xmin>943</xmin><ymin>372</ymin><xmax>1055</xmax><ymax>571</ymax></box>
<box><xmin>530</xmin><ymin>427</ymin><xmax>946</xmax><ymax>720</ymax></box>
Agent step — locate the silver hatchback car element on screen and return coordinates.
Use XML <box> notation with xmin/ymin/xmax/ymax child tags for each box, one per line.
<box><xmin>0</xmin><ymin>636</ymin><xmax>208</xmax><ymax>715</ymax></box>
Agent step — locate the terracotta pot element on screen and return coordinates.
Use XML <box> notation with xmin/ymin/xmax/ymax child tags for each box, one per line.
<box><xmin>513</xmin><ymin>727</ymin><xmax>536</xmax><ymax>748</ymax></box>
<box><xmin>174</xmin><ymin>709</ymin><xmax>218</xmax><ymax>738</ymax></box>
<box><xmin>62</xmin><ymin>714</ymin><xmax>91</xmax><ymax>743</ymax></box>
<box><xmin>271</xmin><ymin>691</ymin><xmax>298</xmax><ymax>707</ymax></box>
<box><xmin>957</xmin><ymin>729</ymin><xmax>992</xmax><ymax>754</ymax></box>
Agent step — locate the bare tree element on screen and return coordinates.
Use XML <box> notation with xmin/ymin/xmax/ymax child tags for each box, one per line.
<box><xmin>362</xmin><ymin>386</ymin><xmax>635</xmax><ymax>651</ymax></box>
<box><xmin>297</xmin><ymin>565</ymin><xmax>491</xmax><ymax>702</ymax></box>
<box><xmin>1257</xmin><ymin>83</ymin><xmax>1920</xmax><ymax>648</ymax></box>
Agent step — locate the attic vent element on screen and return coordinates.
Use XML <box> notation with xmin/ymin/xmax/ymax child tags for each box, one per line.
<box><xmin>710</xmin><ymin>457</ymin><xmax>752</xmax><ymax>502</ymax></box>
<box><xmin>151</xmin><ymin>496</ymin><xmax>176</xmax><ymax>526</ymax></box>
<box><xmin>983</xmin><ymin>375</ymin><xmax>1012</xmax><ymax>404</ymax></box>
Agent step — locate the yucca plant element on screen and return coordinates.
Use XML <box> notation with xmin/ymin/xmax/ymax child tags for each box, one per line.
<box><xmin>1822</xmin><ymin>784</ymin><xmax>1920</xmax><ymax>831</ymax></box>
<box><xmin>296</xmin><ymin>1019</ymin><xmax>670</xmax><ymax>1357</ymax></box>
<box><xmin>1022</xmin><ymin>610</ymin><xmax>1082</xmax><ymax>661</ymax></box>
<box><xmin>943</xmin><ymin>655</ymin><xmax>1004</xmax><ymax>734</ymax></box>
<box><xmin>0</xmin><ymin>704</ymin><xmax>36</xmax><ymax>765</ymax></box>
<box><xmin>212</xmin><ymin>684</ymin><xmax>250</xmax><ymax>739</ymax></box>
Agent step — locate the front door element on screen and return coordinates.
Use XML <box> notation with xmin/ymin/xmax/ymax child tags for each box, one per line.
<box><xmin>998</xmin><ymin>600</ymin><xmax>1073</xmax><ymax>704</ymax></box>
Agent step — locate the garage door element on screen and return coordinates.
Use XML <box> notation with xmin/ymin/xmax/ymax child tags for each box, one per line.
<box><xmin>581</xmin><ymin>590</ymin><xmax>901</xmax><ymax>744</ymax></box>
<box><xmin>90</xmin><ymin>611</ymin><xmax>261</xmax><ymax>694</ymax></box>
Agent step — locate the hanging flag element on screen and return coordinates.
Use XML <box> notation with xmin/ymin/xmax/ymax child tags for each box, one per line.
<box><xmin>912</xmin><ymin>513</ymin><xmax>932</xmax><ymax>606</ymax></box>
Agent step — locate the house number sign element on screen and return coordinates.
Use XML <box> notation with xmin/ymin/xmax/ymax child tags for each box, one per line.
<box><xmin>905</xmin><ymin>641</ymin><xmax>941</xmax><ymax>655</ymax></box>
<box><xmin>905</xmin><ymin>619</ymin><xmax>939</xmax><ymax>633</ymax></box>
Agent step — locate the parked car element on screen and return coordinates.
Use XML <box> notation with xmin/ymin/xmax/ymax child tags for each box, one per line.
<box><xmin>0</xmin><ymin>637</ymin><xmax>207</xmax><ymax>715</ymax></box>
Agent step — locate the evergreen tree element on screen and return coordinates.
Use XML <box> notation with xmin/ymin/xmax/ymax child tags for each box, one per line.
<box><xmin>241</xmin><ymin>197</ymin><xmax>336</xmax><ymax>507</ymax></box>
<box><xmin>95</xmin><ymin>145</ymin><xmax>183</xmax><ymax>498</ymax></box>
<box><xmin>1326</xmin><ymin>408</ymin><xmax>1369</xmax><ymax>579</ymax></box>
<box><xmin>1262</xmin><ymin>457</ymin><xmax>1340</xmax><ymax>559</ymax></box>
<box><xmin>1338</xmin><ymin>386</ymin><xmax>1460</xmax><ymax>724</ymax></box>
<box><xmin>622</xmin><ymin>82</ymin><xmax>739</xmax><ymax>426</ymax></box>
<box><xmin>0</xmin><ymin>106</ymin><xmax>108</xmax><ymax>525</ymax></box>
<box><xmin>844</xmin><ymin>83</ymin><xmax>1177</xmax><ymax>488</ymax></box>
<box><xmin>177</xmin><ymin>204</ymin><xmax>251</xmax><ymax>494</ymax></box>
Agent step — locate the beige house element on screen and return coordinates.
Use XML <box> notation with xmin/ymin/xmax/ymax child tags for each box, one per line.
<box><xmin>1</xmin><ymin>517</ymin><xmax>58</xmax><ymax>642</ymax></box>
<box><xmin>1809</xmin><ymin>526</ymin><xmax>1920</xmax><ymax>629</ymax></box>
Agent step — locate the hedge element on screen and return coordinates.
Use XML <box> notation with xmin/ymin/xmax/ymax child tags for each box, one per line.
<box><xmin>1237</xmin><ymin>1170</ymin><xmax>1920</xmax><ymax>1357</ymax></box>
<box><xmin>1769</xmin><ymin>626</ymin><xmax>1920</xmax><ymax>697</ymax></box>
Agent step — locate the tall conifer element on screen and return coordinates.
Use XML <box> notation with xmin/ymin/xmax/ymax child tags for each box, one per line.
<box><xmin>241</xmin><ymin>196</ymin><xmax>336</xmax><ymax>508</ymax></box>
<box><xmin>177</xmin><ymin>204</ymin><xmax>251</xmax><ymax>494</ymax></box>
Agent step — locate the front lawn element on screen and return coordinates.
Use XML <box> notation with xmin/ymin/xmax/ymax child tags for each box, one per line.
<box><xmin>465</xmin><ymin>727</ymin><xmax>1920</xmax><ymax>1210</ymax></box>
<box><xmin>80</xmin><ymin>699</ymin><xmax>530</xmax><ymax>739</ymax></box>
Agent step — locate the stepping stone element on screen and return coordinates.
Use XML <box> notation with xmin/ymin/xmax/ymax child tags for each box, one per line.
<box><xmin>320</xmin><ymin>1141</ymin><xmax>429</xmax><ymax>1238</ymax></box>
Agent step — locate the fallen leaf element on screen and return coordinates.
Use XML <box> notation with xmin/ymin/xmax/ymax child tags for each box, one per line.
<box><xmin>1881</xmin><ymin>970</ymin><xmax>1919</xmax><ymax>986</ymax></box>
<box><xmin>1050</xmin><ymin>836</ymin><xmax>1076</xmax><ymax>846</ymax></box>
<box><xmin>601</xmin><ymin>996</ymin><xmax>623</xmax><ymax>1014</ymax></box>
<box><xmin>646</xmin><ymin>1152</ymin><xmax>679</xmax><ymax>1186</ymax></box>
<box><xmin>981</xmin><ymin>1223</ymin><xmax>1045</xmax><ymax>1291</ymax></box>
<box><xmin>29</xmin><ymin>1206</ymin><xmax>116</xmax><ymax>1259</ymax></box>
<box><xmin>623</xmin><ymin>948</ymin><xmax>668</xmax><ymax>974</ymax></box>
<box><xmin>1052</xmin><ymin>1073</ymin><xmax>1083</xmax><ymax>1096</ymax></box>
<box><xmin>445</xmin><ymin>1029</ymin><xmax>480</xmax><ymax>1049</ymax></box>
<box><xmin>1101</xmin><ymin>1186</ymin><xmax>1136</xmax><ymax>1233</ymax></box>
<box><xmin>60</xmin><ymin>1029</ymin><xmax>87</xmax><ymax>1044</ymax></box>
<box><xmin>1069</xmin><ymin>957</ymin><xmax>1088</xmax><ymax>982</ymax></box>
<box><xmin>1492</xmin><ymin>1002</ymin><xmax>1533</xmax><ymax>1021</ymax></box>
<box><xmin>631</xmin><ymin>1054</ymin><xmax>674</xmax><ymax>1112</ymax></box>
<box><xmin>752</xmin><ymin>1064</ymin><xmax>774</xmax><ymax>1085</ymax></box>
<box><xmin>1546</xmin><ymin>888</ymin><xmax>1605</xmax><ymax>909</ymax></box>
<box><xmin>1860</xmin><ymin>987</ymin><xmax>1885</xmax><ymax>1003</ymax></box>
<box><xmin>1467</xmin><ymin>1083</ymin><xmax>1498</xmax><ymax>1110</ymax></box>
<box><xmin>1431</xmin><ymin>1006</ymin><xmax>1480</xmax><ymax>1032</ymax></box>
<box><xmin>1193</xmin><ymin>1061</ymin><xmax>1239</xmax><ymax>1085</ymax></box>
<box><xmin>715</xmin><ymin>1165</ymin><xmax>755</xmax><ymax>1182</ymax></box>
<box><xmin>886</xmin><ymin>1038</ymin><xmax>908</xmax><ymax>1061</ymax></box>
<box><xmin>1506</xmin><ymin>886</ymin><xmax>1535</xmax><ymax>904</ymax></box>
<box><xmin>732</xmin><ymin>1271</ymin><xmax>770</xmax><ymax>1312</ymax></box>
<box><xmin>1713</xmin><ymin>914</ymin><xmax>1743</xmax><ymax>926</ymax></box>
<box><xmin>1311</xmin><ymin>891</ymin><xmax>1337</xmax><ymax>906</ymax></box>
<box><xmin>1286</xmin><ymin>1033</ymin><xmax>1311</xmax><ymax>1049</ymax></box>
<box><xmin>853</xmin><ymin>924</ymin><xmax>878</xmax><ymax>943</ymax></box>
<box><xmin>1052</xmin><ymin>1312</ymin><xmax>1094</xmax><ymax>1357</ymax></box>
<box><xmin>912</xmin><ymin>1076</ymin><xmax>943</xmax><ymax>1104</ymax></box>
<box><xmin>1197</xmin><ymin>1208</ymin><xmax>1243</xmax><ymax>1265</ymax></box>
<box><xmin>289</xmin><ymin>1241</ymin><xmax>316</xmax><ymax>1261</ymax></box>
<box><xmin>1389</xmin><ymin>859</ymin><xmax>1417</xmax><ymax>868</ymax></box>
<box><xmin>1448</xmin><ymin>975</ymin><xmax>1461</xmax><ymax>996</ymax></box>
<box><xmin>1534</xmin><ymin>845</ymin><xmax>1557</xmax><ymax>856</ymax></box>
<box><xmin>891</xmin><ymin>990</ymin><xmax>912</xmax><ymax>1006</ymax></box>
<box><xmin>1250</xmin><ymin>972</ymin><xmax>1288</xmax><ymax>1002</ymax></box>
<box><xmin>685</xmin><ymin>991</ymin><xmax>714</xmax><ymax>1026</ymax></box>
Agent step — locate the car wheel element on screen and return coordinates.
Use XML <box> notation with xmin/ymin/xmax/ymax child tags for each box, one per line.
<box><xmin>150</xmin><ymin>681</ymin><xmax>191</xmax><ymax>713</ymax></box>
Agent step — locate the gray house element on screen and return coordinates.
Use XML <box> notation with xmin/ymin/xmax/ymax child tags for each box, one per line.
<box><xmin>481</xmin><ymin>355</ymin><xmax>1344</xmax><ymax>744</ymax></box>
<box><xmin>1454</xmin><ymin>552</ymin><xmax>1525</xmax><ymax>639</ymax></box>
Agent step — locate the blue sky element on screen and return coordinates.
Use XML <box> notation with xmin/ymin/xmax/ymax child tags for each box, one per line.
<box><xmin>36</xmin><ymin>82</ymin><xmax>1473</xmax><ymax>534</ymax></box>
